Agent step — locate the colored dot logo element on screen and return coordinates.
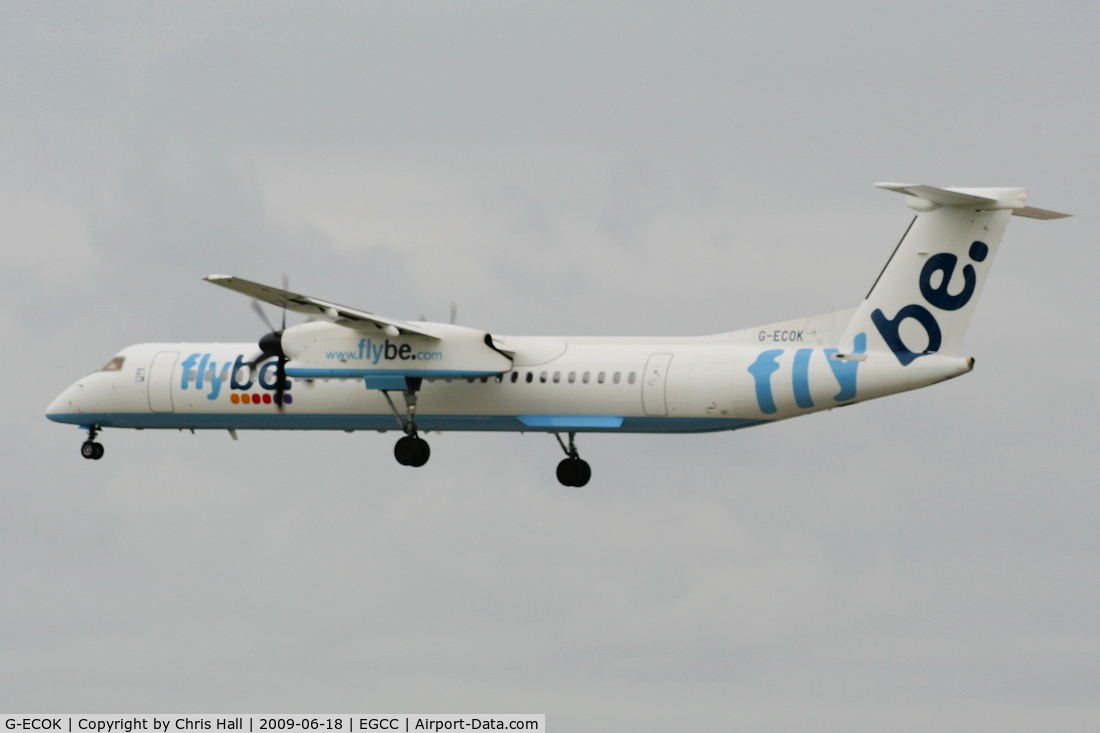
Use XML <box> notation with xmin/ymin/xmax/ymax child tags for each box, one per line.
<box><xmin>229</xmin><ymin>393</ymin><xmax>292</xmax><ymax>405</ymax></box>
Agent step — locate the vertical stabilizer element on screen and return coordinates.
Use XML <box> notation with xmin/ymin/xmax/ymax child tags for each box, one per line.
<box><xmin>840</xmin><ymin>184</ymin><xmax>1066</xmax><ymax>365</ymax></box>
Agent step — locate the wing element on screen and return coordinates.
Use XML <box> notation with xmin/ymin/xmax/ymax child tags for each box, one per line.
<box><xmin>204</xmin><ymin>275</ymin><xmax>441</xmax><ymax>339</ymax></box>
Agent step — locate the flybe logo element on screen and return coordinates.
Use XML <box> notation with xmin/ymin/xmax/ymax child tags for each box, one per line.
<box><xmin>178</xmin><ymin>354</ymin><xmax>290</xmax><ymax>401</ymax></box>
<box><xmin>747</xmin><ymin>333</ymin><xmax>866</xmax><ymax>414</ymax></box>
<box><xmin>325</xmin><ymin>338</ymin><xmax>444</xmax><ymax>364</ymax></box>
<box><xmin>872</xmin><ymin>241</ymin><xmax>989</xmax><ymax>366</ymax></box>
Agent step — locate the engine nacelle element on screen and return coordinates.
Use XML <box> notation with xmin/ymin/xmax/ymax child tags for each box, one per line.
<box><xmin>281</xmin><ymin>320</ymin><xmax>512</xmax><ymax>387</ymax></box>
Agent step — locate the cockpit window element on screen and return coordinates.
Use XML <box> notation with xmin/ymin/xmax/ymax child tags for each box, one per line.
<box><xmin>100</xmin><ymin>356</ymin><xmax>125</xmax><ymax>372</ymax></box>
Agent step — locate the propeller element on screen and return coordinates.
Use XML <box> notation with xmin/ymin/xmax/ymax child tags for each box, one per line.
<box><xmin>245</xmin><ymin>274</ymin><xmax>291</xmax><ymax>412</ymax></box>
<box><xmin>250</xmin><ymin>299</ymin><xmax>277</xmax><ymax>333</ymax></box>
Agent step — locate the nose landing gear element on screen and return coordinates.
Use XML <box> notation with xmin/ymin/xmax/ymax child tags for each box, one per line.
<box><xmin>80</xmin><ymin>425</ymin><xmax>105</xmax><ymax>460</ymax></box>
<box><xmin>554</xmin><ymin>432</ymin><xmax>591</xmax><ymax>487</ymax></box>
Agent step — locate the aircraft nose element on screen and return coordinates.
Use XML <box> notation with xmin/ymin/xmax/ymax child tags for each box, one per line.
<box><xmin>45</xmin><ymin>382</ymin><xmax>84</xmax><ymax>423</ymax></box>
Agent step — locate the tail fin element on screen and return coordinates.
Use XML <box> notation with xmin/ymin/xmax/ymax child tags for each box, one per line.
<box><xmin>840</xmin><ymin>183</ymin><xmax>1069</xmax><ymax>365</ymax></box>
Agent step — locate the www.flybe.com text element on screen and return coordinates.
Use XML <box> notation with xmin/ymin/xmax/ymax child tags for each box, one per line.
<box><xmin>326</xmin><ymin>338</ymin><xmax>443</xmax><ymax>364</ymax></box>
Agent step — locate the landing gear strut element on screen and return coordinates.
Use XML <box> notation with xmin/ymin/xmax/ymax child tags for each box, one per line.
<box><xmin>383</xmin><ymin>379</ymin><xmax>430</xmax><ymax>467</ymax></box>
<box><xmin>80</xmin><ymin>425</ymin><xmax>105</xmax><ymax>460</ymax></box>
<box><xmin>554</xmin><ymin>432</ymin><xmax>591</xmax><ymax>487</ymax></box>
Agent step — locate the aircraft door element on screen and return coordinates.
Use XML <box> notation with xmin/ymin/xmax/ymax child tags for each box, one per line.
<box><xmin>642</xmin><ymin>353</ymin><xmax>673</xmax><ymax>416</ymax></box>
<box><xmin>148</xmin><ymin>351</ymin><xmax>178</xmax><ymax>413</ymax></box>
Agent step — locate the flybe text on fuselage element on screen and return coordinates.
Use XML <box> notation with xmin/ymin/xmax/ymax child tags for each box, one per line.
<box><xmin>747</xmin><ymin>333</ymin><xmax>867</xmax><ymax>414</ymax></box>
<box><xmin>179</xmin><ymin>353</ymin><xmax>289</xmax><ymax>400</ymax></box>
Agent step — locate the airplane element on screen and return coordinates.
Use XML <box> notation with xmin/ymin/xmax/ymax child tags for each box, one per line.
<box><xmin>46</xmin><ymin>183</ymin><xmax>1069</xmax><ymax>486</ymax></box>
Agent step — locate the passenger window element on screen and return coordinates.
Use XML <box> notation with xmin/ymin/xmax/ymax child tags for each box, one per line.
<box><xmin>511</xmin><ymin>372</ymin><xmax>519</xmax><ymax>383</ymax></box>
<box><xmin>597</xmin><ymin>372</ymin><xmax>606</xmax><ymax>384</ymax></box>
<box><xmin>526</xmin><ymin>372</ymin><xmax>533</xmax><ymax>383</ymax></box>
<box><xmin>539</xmin><ymin>371</ymin><xmax>548</xmax><ymax>383</ymax></box>
<box><xmin>583</xmin><ymin>372</ymin><xmax>590</xmax><ymax>384</ymax></box>
<box><xmin>568</xmin><ymin>372</ymin><xmax>576</xmax><ymax>383</ymax></box>
<box><xmin>628</xmin><ymin>372</ymin><xmax>636</xmax><ymax>384</ymax></box>
<box><xmin>553</xmin><ymin>371</ymin><xmax>561</xmax><ymax>383</ymax></box>
<box><xmin>100</xmin><ymin>356</ymin><xmax>125</xmax><ymax>371</ymax></box>
<box><xmin>613</xmin><ymin>372</ymin><xmax>621</xmax><ymax>384</ymax></box>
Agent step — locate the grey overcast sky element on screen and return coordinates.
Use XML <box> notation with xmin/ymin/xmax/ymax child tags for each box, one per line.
<box><xmin>2</xmin><ymin>2</ymin><xmax>1098</xmax><ymax>730</ymax></box>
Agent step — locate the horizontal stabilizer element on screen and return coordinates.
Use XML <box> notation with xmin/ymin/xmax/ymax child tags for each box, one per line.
<box><xmin>874</xmin><ymin>182</ymin><xmax>997</xmax><ymax>207</ymax></box>
<box><xmin>1012</xmin><ymin>206</ymin><xmax>1072</xmax><ymax>220</ymax></box>
<box><xmin>875</xmin><ymin>182</ymin><xmax>1071</xmax><ymax>219</ymax></box>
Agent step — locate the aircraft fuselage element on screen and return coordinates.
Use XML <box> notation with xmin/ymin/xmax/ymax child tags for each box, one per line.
<box><xmin>46</xmin><ymin>320</ymin><xmax>971</xmax><ymax>435</ymax></box>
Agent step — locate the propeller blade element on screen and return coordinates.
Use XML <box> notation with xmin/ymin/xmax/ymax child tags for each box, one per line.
<box><xmin>274</xmin><ymin>356</ymin><xmax>288</xmax><ymax>413</ymax></box>
<box><xmin>242</xmin><ymin>348</ymin><xmax>264</xmax><ymax>372</ymax></box>
<box><xmin>251</xmin><ymin>299</ymin><xmax>278</xmax><ymax>333</ymax></box>
<box><xmin>450</xmin><ymin>301</ymin><xmax>457</xmax><ymax>325</ymax></box>
<box><xmin>281</xmin><ymin>273</ymin><xmax>289</xmax><ymax>330</ymax></box>
<box><xmin>248</xmin><ymin>279</ymin><xmax>290</xmax><ymax>411</ymax></box>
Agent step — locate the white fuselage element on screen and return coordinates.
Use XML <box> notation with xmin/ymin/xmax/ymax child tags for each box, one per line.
<box><xmin>45</xmin><ymin>311</ymin><xmax>972</xmax><ymax>436</ymax></box>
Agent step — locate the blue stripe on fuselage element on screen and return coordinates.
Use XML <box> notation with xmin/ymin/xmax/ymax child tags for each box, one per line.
<box><xmin>46</xmin><ymin>412</ymin><xmax>769</xmax><ymax>434</ymax></box>
<box><xmin>286</xmin><ymin>368</ymin><xmax>500</xmax><ymax>379</ymax></box>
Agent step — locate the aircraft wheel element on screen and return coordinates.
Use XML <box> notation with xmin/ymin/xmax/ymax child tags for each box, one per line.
<box><xmin>557</xmin><ymin>457</ymin><xmax>592</xmax><ymax>487</ymax></box>
<box><xmin>557</xmin><ymin>458</ymin><xmax>577</xmax><ymax>486</ymax></box>
<box><xmin>394</xmin><ymin>436</ymin><xmax>416</xmax><ymax>465</ymax></box>
<box><xmin>81</xmin><ymin>441</ymin><xmax>104</xmax><ymax>460</ymax></box>
<box><xmin>574</xmin><ymin>458</ymin><xmax>591</xmax><ymax>487</ymax></box>
<box><xmin>407</xmin><ymin>437</ymin><xmax>430</xmax><ymax>467</ymax></box>
<box><xmin>395</xmin><ymin>436</ymin><xmax>430</xmax><ymax>467</ymax></box>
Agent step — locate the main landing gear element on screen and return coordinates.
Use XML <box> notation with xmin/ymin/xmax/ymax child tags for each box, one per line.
<box><xmin>394</xmin><ymin>433</ymin><xmax>430</xmax><ymax>467</ymax></box>
<box><xmin>80</xmin><ymin>425</ymin><xmax>104</xmax><ymax>460</ymax></box>
<box><xmin>382</xmin><ymin>379</ymin><xmax>430</xmax><ymax>468</ymax></box>
<box><xmin>554</xmin><ymin>432</ymin><xmax>591</xmax><ymax>487</ymax></box>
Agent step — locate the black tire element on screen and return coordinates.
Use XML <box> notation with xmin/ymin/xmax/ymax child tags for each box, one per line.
<box><xmin>556</xmin><ymin>458</ymin><xmax>578</xmax><ymax>486</ymax></box>
<box><xmin>574</xmin><ymin>459</ymin><xmax>591</xmax><ymax>487</ymax></box>
<box><xmin>407</xmin><ymin>437</ymin><xmax>430</xmax><ymax>467</ymax></box>
<box><xmin>81</xmin><ymin>441</ymin><xmax>97</xmax><ymax>460</ymax></box>
<box><xmin>394</xmin><ymin>435</ymin><xmax>416</xmax><ymax>465</ymax></box>
<box><xmin>91</xmin><ymin>442</ymin><xmax>105</xmax><ymax>460</ymax></box>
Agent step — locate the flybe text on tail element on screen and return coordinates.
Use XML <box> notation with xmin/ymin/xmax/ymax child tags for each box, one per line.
<box><xmin>871</xmin><ymin>240</ymin><xmax>988</xmax><ymax>365</ymax></box>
